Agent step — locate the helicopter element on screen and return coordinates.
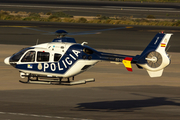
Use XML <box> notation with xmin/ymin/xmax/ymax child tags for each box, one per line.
<box><xmin>4</xmin><ymin>26</ymin><xmax>172</xmax><ymax>85</ymax></box>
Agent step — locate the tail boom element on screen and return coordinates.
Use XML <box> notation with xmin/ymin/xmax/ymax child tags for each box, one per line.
<box><xmin>97</xmin><ymin>32</ymin><xmax>172</xmax><ymax>77</ymax></box>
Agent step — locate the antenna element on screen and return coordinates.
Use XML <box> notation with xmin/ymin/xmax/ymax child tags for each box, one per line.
<box><xmin>166</xmin><ymin>45</ymin><xmax>171</xmax><ymax>52</ymax></box>
<box><xmin>166</xmin><ymin>45</ymin><xmax>171</xmax><ymax>59</ymax></box>
<box><xmin>81</xmin><ymin>42</ymin><xmax>88</xmax><ymax>45</ymax></box>
<box><xmin>36</xmin><ymin>39</ymin><xmax>39</xmax><ymax>45</ymax></box>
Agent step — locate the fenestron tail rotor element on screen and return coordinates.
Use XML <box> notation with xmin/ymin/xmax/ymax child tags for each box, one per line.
<box><xmin>145</xmin><ymin>51</ymin><xmax>162</xmax><ymax>68</ymax></box>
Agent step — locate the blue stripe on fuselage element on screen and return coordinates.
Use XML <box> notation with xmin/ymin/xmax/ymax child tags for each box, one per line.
<box><xmin>16</xmin><ymin>44</ymin><xmax>83</xmax><ymax>74</ymax></box>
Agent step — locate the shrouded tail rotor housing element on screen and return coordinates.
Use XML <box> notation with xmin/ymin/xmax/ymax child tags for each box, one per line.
<box><xmin>146</xmin><ymin>51</ymin><xmax>162</xmax><ymax>68</ymax></box>
<box><xmin>136</xmin><ymin>33</ymin><xmax>172</xmax><ymax>77</ymax></box>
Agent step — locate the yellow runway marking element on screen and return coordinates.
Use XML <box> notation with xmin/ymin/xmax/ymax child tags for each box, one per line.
<box><xmin>0</xmin><ymin>26</ymin><xmax>37</xmax><ymax>28</ymax></box>
<box><xmin>126</xmin><ymin>26</ymin><xmax>133</xmax><ymax>29</ymax></box>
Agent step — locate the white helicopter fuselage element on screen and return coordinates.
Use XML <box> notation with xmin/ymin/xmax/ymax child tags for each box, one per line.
<box><xmin>5</xmin><ymin>42</ymin><xmax>99</xmax><ymax>78</ymax></box>
<box><xmin>4</xmin><ymin>32</ymin><xmax>172</xmax><ymax>82</ymax></box>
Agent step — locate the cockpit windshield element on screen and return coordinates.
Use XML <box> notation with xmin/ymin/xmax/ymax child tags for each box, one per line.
<box><xmin>10</xmin><ymin>47</ymin><xmax>34</xmax><ymax>62</ymax></box>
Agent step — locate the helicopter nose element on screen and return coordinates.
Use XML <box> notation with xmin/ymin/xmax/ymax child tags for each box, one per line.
<box><xmin>4</xmin><ymin>57</ymin><xmax>10</xmax><ymax>65</ymax></box>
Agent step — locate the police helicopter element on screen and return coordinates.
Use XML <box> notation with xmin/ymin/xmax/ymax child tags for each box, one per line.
<box><xmin>4</xmin><ymin>26</ymin><xmax>172</xmax><ymax>85</ymax></box>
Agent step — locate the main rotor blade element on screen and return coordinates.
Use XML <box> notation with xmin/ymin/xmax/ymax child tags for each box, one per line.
<box><xmin>0</xmin><ymin>33</ymin><xmax>42</xmax><ymax>35</ymax></box>
<box><xmin>23</xmin><ymin>27</ymin><xmax>52</xmax><ymax>33</ymax></box>
<box><xmin>68</xmin><ymin>26</ymin><xmax>133</xmax><ymax>35</ymax></box>
<box><xmin>21</xmin><ymin>26</ymin><xmax>133</xmax><ymax>36</ymax></box>
<box><xmin>22</xmin><ymin>27</ymin><xmax>56</xmax><ymax>35</ymax></box>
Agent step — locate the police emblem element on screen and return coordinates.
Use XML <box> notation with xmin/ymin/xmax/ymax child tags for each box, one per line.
<box><xmin>38</xmin><ymin>63</ymin><xmax>42</xmax><ymax>70</ymax></box>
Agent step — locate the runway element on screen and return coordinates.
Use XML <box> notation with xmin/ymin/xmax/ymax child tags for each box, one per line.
<box><xmin>0</xmin><ymin>21</ymin><xmax>180</xmax><ymax>120</ymax></box>
<box><xmin>0</xmin><ymin>0</ymin><xmax>180</xmax><ymax>19</ymax></box>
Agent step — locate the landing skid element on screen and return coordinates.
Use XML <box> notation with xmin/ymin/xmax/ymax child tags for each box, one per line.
<box><xmin>19</xmin><ymin>78</ymin><xmax>95</xmax><ymax>85</ymax></box>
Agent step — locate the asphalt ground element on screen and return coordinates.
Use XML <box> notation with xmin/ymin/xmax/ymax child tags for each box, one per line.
<box><xmin>0</xmin><ymin>0</ymin><xmax>180</xmax><ymax>19</ymax></box>
<box><xmin>0</xmin><ymin>21</ymin><xmax>180</xmax><ymax>120</ymax></box>
<box><xmin>1</xmin><ymin>44</ymin><xmax>180</xmax><ymax>120</ymax></box>
<box><xmin>0</xmin><ymin>20</ymin><xmax>180</xmax><ymax>52</ymax></box>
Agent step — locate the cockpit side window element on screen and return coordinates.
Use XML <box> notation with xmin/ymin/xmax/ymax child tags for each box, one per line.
<box><xmin>54</xmin><ymin>53</ymin><xmax>62</xmax><ymax>62</ymax></box>
<box><xmin>21</xmin><ymin>51</ymin><xmax>35</xmax><ymax>62</ymax></box>
<box><xmin>37</xmin><ymin>52</ymin><xmax>49</xmax><ymax>62</ymax></box>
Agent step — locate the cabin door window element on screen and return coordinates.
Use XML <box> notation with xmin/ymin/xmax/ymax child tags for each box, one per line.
<box><xmin>37</xmin><ymin>52</ymin><xmax>50</xmax><ymax>62</ymax></box>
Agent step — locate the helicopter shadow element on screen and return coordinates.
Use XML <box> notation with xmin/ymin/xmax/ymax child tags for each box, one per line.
<box><xmin>75</xmin><ymin>96</ymin><xmax>180</xmax><ymax>112</ymax></box>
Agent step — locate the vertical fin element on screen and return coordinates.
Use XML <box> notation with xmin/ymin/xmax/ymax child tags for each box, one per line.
<box><xmin>122</xmin><ymin>57</ymin><xmax>133</xmax><ymax>72</ymax></box>
<box><xmin>156</xmin><ymin>33</ymin><xmax>172</xmax><ymax>53</ymax></box>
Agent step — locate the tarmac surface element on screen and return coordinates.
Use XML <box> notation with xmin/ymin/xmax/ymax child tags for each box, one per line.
<box><xmin>1</xmin><ymin>44</ymin><xmax>180</xmax><ymax>120</ymax></box>
<box><xmin>0</xmin><ymin>0</ymin><xmax>180</xmax><ymax>19</ymax></box>
<box><xmin>0</xmin><ymin>21</ymin><xmax>180</xmax><ymax>120</ymax></box>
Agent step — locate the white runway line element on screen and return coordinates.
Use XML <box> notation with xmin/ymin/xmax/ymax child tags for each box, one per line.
<box><xmin>0</xmin><ymin>111</ymin><xmax>93</xmax><ymax>120</ymax></box>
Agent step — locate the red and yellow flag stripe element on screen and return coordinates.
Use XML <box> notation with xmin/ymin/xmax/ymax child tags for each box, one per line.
<box><xmin>161</xmin><ymin>43</ymin><xmax>166</xmax><ymax>47</ymax></box>
<box><xmin>122</xmin><ymin>57</ymin><xmax>133</xmax><ymax>72</ymax></box>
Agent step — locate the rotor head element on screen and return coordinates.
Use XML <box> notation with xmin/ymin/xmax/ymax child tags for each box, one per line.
<box><xmin>55</xmin><ymin>30</ymin><xmax>68</xmax><ymax>37</ymax></box>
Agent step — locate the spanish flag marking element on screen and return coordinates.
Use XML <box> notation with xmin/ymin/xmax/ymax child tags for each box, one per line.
<box><xmin>161</xmin><ymin>43</ymin><xmax>166</xmax><ymax>47</ymax></box>
<box><xmin>122</xmin><ymin>57</ymin><xmax>133</xmax><ymax>72</ymax></box>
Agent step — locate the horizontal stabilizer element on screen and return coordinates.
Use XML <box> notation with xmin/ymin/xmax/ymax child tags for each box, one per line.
<box><xmin>122</xmin><ymin>57</ymin><xmax>133</xmax><ymax>72</ymax></box>
<box><xmin>147</xmin><ymin>69</ymin><xmax>164</xmax><ymax>78</ymax></box>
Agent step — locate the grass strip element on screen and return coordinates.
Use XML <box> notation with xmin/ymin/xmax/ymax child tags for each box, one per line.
<box><xmin>0</xmin><ymin>10</ymin><xmax>180</xmax><ymax>27</ymax></box>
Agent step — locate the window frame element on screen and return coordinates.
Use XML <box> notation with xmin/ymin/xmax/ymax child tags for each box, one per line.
<box><xmin>54</xmin><ymin>53</ymin><xmax>62</xmax><ymax>62</ymax></box>
<box><xmin>21</xmin><ymin>50</ymin><xmax>36</xmax><ymax>62</ymax></box>
<box><xmin>10</xmin><ymin>47</ymin><xmax>34</xmax><ymax>62</ymax></box>
<box><xmin>36</xmin><ymin>51</ymin><xmax>50</xmax><ymax>62</ymax></box>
